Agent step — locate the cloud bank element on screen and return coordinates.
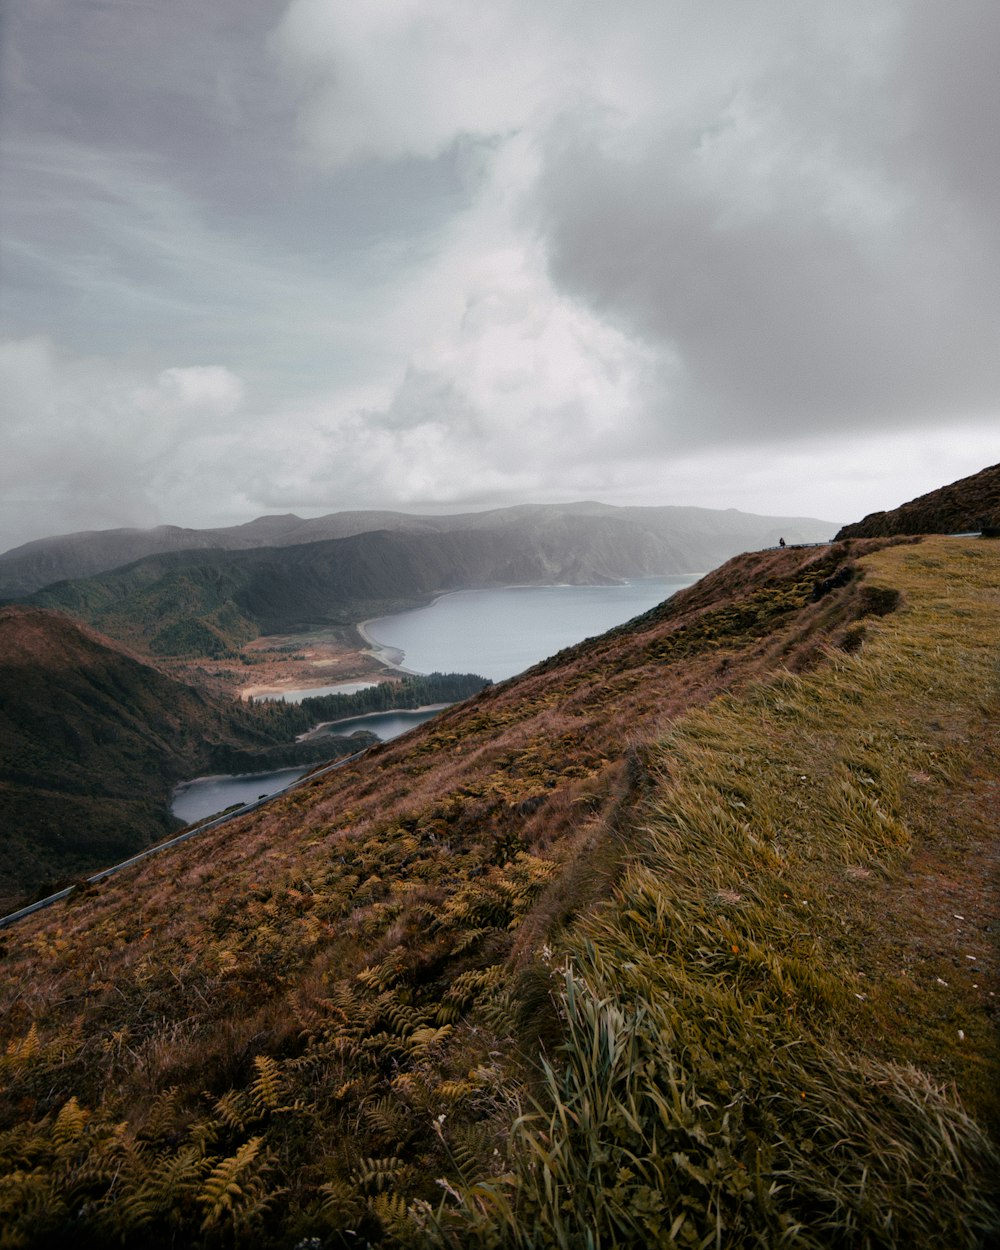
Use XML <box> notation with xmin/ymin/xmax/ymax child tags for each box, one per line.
<box><xmin>1</xmin><ymin>0</ymin><xmax>998</xmax><ymax>549</ymax></box>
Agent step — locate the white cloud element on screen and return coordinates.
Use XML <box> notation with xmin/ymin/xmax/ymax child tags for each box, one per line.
<box><xmin>270</xmin><ymin>0</ymin><xmax>1000</xmax><ymax>458</ymax></box>
<box><xmin>0</xmin><ymin>338</ymin><xmax>251</xmax><ymax>546</ymax></box>
<box><xmin>273</xmin><ymin>0</ymin><xmax>562</xmax><ymax>165</ymax></box>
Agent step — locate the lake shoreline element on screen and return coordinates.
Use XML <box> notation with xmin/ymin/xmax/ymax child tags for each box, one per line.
<box><xmin>297</xmin><ymin>703</ymin><xmax>451</xmax><ymax>742</ymax></box>
<box><xmin>237</xmin><ymin>576</ymin><xmax>699</xmax><ymax>700</ymax></box>
<box><xmin>355</xmin><ymin>616</ymin><xmax>422</xmax><ymax>675</ymax></box>
<box><xmin>357</xmin><ymin>574</ymin><xmax>701</xmax><ymax>683</ymax></box>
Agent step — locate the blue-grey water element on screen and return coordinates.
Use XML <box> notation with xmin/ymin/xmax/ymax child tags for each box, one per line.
<box><xmin>171</xmin><ymin>766</ymin><xmax>311</xmax><ymax>825</ymax></box>
<box><xmin>172</xmin><ymin>577</ymin><xmax>698</xmax><ymax>824</ymax></box>
<box><xmin>171</xmin><ymin>707</ymin><xmax>443</xmax><ymax>824</ymax></box>
<box><xmin>364</xmin><ymin>575</ymin><xmax>700</xmax><ymax>682</ymax></box>
<box><xmin>304</xmin><ymin>707</ymin><xmax>445</xmax><ymax>740</ymax></box>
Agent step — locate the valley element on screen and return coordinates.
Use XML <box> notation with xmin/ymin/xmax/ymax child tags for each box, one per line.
<box><xmin>5</xmin><ymin>503</ymin><xmax>835</xmax><ymax>663</ymax></box>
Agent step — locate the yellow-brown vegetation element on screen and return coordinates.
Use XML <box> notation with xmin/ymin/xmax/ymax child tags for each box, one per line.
<box><xmin>0</xmin><ymin>537</ymin><xmax>996</xmax><ymax>1247</ymax></box>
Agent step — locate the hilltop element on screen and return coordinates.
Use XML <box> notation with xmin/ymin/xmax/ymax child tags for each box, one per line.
<box><xmin>836</xmin><ymin>461</ymin><xmax>1000</xmax><ymax>539</ymax></box>
<box><xmin>0</xmin><ymin>533</ymin><xmax>996</xmax><ymax>1247</ymax></box>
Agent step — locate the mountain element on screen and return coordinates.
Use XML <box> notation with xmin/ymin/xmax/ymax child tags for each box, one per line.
<box><xmin>0</xmin><ymin>607</ymin><xmax>374</xmax><ymax>909</ymax></box>
<box><xmin>0</xmin><ymin>529</ymin><xmax>996</xmax><ymax>1247</ymax></box>
<box><xmin>835</xmin><ymin>461</ymin><xmax>1000</xmax><ymax>539</ymax></box>
<box><xmin>22</xmin><ymin>508</ymin><xmax>837</xmax><ymax>657</ymax></box>
<box><xmin>0</xmin><ymin>501</ymin><xmax>836</xmax><ymax>599</ymax></box>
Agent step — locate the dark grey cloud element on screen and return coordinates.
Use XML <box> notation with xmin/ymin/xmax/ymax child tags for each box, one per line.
<box><xmin>530</xmin><ymin>2</ymin><xmax>1000</xmax><ymax>445</ymax></box>
<box><xmin>1</xmin><ymin>1</ymin><xmax>286</xmax><ymax>186</ymax></box>
<box><xmin>0</xmin><ymin>0</ymin><xmax>472</xmax><ymax>382</ymax></box>
<box><xmin>898</xmin><ymin>0</ymin><xmax>1000</xmax><ymax>224</ymax></box>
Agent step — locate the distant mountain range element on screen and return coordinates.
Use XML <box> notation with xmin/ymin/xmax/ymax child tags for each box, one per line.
<box><xmin>0</xmin><ymin>502</ymin><xmax>836</xmax><ymax>599</ymax></box>
<box><xmin>2</xmin><ymin>503</ymin><xmax>837</xmax><ymax>656</ymax></box>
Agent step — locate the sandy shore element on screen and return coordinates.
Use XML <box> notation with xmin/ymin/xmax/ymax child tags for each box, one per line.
<box><xmin>226</xmin><ymin>626</ymin><xmax>393</xmax><ymax>701</ymax></box>
<box><xmin>242</xmin><ymin>678</ymin><xmax>379</xmax><ymax>701</ymax></box>
<box><xmin>355</xmin><ymin>618</ymin><xmax>421</xmax><ymax>676</ymax></box>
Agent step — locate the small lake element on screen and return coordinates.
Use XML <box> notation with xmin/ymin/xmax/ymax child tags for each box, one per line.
<box><xmin>171</xmin><ymin>766</ymin><xmax>310</xmax><ymax>825</ymax></box>
<box><xmin>302</xmin><ymin>706</ymin><xmax>445</xmax><ymax>740</ymax></box>
<box><xmin>364</xmin><ymin>575</ymin><xmax>700</xmax><ymax>682</ymax></box>
<box><xmin>170</xmin><ymin>707</ymin><xmax>444</xmax><ymax>824</ymax></box>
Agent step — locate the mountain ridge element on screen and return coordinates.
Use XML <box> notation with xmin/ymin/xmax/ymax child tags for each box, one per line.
<box><xmin>21</xmin><ymin>510</ymin><xmax>837</xmax><ymax>658</ymax></box>
<box><xmin>0</xmin><ymin>501</ymin><xmax>836</xmax><ymax>599</ymax></box>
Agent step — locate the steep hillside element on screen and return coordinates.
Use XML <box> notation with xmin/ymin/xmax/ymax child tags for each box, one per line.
<box><xmin>0</xmin><ymin>608</ymin><xmax>373</xmax><ymax>908</ymax></box>
<box><xmin>0</xmin><ymin>501</ymin><xmax>836</xmax><ymax>599</ymax></box>
<box><xmin>836</xmin><ymin>461</ymin><xmax>1000</xmax><ymax>538</ymax></box>
<box><xmin>0</xmin><ymin>536</ymin><xmax>996</xmax><ymax>1247</ymax></box>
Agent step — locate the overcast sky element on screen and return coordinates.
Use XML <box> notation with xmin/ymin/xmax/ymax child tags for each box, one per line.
<box><xmin>2</xmin><ymin>0</ymin><xmax>998</xmax><ymax>551</ymax></box>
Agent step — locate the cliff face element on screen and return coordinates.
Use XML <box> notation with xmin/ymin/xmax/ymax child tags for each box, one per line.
<box><xmin>836</xmin><ymin>461</ymin><xmax>1000</xmax><ymax>538</ymax></box>
<box><xmin>1</xmin><ymin>534</ymin><xmax>995</xmax><ymax>1247</ymax></box>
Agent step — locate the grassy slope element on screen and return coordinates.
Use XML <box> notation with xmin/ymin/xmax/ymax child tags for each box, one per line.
<box><xmin>0</xmin><ymin>538</ymin><xmax>996</xmax><ymax>1247</ymax></box>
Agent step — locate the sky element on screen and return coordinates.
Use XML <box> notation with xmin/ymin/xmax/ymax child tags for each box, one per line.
<box><xmin>1</xmin><ymin>0</ymin><xmax>999</xmax><ymax>552</ymax></box>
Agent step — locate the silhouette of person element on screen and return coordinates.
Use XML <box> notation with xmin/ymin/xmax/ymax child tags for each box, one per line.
<box><xmin>778</xmin><ymin>537</ymin><xmax>786</xmax><ymax>548</ymax></box>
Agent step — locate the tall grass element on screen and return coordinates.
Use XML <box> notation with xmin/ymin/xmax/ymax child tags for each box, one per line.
<box><xmin>435</xmin><ymin>539</ymin><xmax>1000</xmax><ymax>1248</ymax></box>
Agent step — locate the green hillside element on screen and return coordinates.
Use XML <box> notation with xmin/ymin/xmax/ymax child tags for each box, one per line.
<box><xmin>0</xmin><ymin>536</ymin><xmax>996</xmax><ymax>1247</ymax></box>
<box><xmin>0</xmin><ymin>608</ymin><xmax>378</xmax><ymax>907</ymax></box>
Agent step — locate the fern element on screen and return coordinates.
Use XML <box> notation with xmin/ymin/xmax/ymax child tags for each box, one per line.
<box><xmin>213</xmin><ymin>1088</ymin><xmax>249</xmax><ymax>1132</ymax></box>
<box><xmin>0</xmin><ymin>1022</ymin><xmax>40</xmax><ymax>1078</ymax></box>
<box><xmin>353</xmin><ymin>1155</ymin><xmax>405</xmax><ymax>1195</ymax></box>
<box><xmin>363</xmin><ymin>1096</ymin><xmax>409</xmax><ymax>1145</ymax></box>
<box><xmin>52</xmin><ymin>1096</ymin><xmax>89</xmax><ymax>1153</ymax></box>
<box><xmin>109</xmin><ymin>1143</ymin><xmax>209</xmax><ymax>1233</ymax></box>
<box><xmin>140</xmin><ymin>1086</ymin><xmax>183</xmax><ymax>1143</ymax></box>
<box><xmin>377</xmin><ymin>993</ymin><xmax>423</xmax><ymax>1038</ymax></box>
<box><xmin>451</xmin><ymin>926</ymin><xmax>494</xmax><ymax>955</ymax></box>
<box><xmin>371</xmin><ymin>1189</ymin><xmax>409</xmax><ymax>1234</ymax></box>
<box><xmin>318</xmin><ymin>1176</ymin><xmax>363</xmax><ymax>1223</ymax></box>
<box><xmin>197</xmin><ymin>1135</ymin><xmax>266</xmax><ymax>1231</ymax></box>
<box><xmin>249</xmin><ymin>1054</ymin><xmax>284</xmax><ymax>1114</ymax></box>
<box><xmin>407</xmin><ymin>1025</ymin><xmax>453</xmax><ymax>1054</ymax></box>
<box><xmin>436</xmin><ymin>1079</ymin><xmax>475</xmax><ymax>1101</ymax></box>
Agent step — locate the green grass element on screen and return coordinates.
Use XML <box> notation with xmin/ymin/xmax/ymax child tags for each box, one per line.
<box><xmin>434</xmin><ymin>539</ymin><xmax>1000</xmax><ymax>1248</ymax></box>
